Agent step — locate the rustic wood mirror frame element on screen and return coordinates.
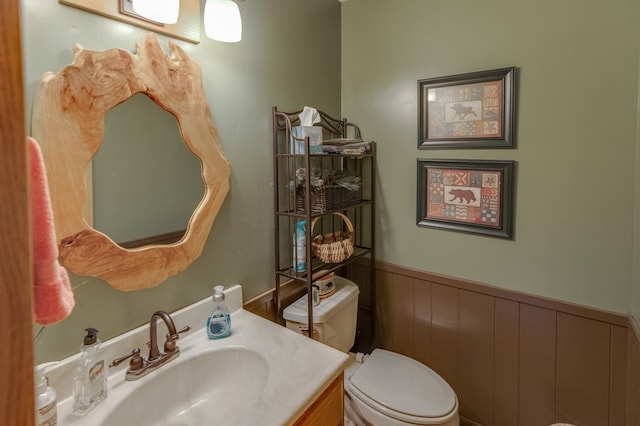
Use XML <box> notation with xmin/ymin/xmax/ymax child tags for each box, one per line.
<box><xmin>31</xmin><ymin>33</ymin><xmax>230</xmax><ymax>291</ymax></box>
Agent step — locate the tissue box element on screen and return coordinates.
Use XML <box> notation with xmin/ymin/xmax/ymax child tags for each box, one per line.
<box><xmin>290</xmin><ymin>126</ymin><xmax>323</xmax><ymax>154</ymax></box>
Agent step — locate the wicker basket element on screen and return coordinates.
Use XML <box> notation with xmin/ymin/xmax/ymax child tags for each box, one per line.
<box><xmin>311</xmin><ymin>213</ymin><xmax>355</xmax><ymax>264</ymax></box>
<box><xmin>295</xmin><ymin>185</ymin><xmax>362</xmax><ymax>213</ymax></box>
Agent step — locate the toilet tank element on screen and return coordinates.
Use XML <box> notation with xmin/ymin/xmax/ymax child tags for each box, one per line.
<box><xmin>283</xmin><ymin>277</ymin><xmax>359</xmax><ymax>353</ymax></box>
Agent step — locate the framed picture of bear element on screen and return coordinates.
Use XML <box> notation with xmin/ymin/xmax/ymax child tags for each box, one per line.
<box><xmin>418</xmin><ymin>67</ymin><xmax>516</xmax><ymax>149</ymax></box>
<box><xmin>417</xmin><ymin>159</ymin><xmax>514</xmax><ymax>239</ymax></box>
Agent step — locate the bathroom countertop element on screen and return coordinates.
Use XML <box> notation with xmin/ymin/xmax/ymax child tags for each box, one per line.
<box><xmin>42</xmin><ymin>287</ymin><xmax>350</xmax><ymax>425</ymax></box>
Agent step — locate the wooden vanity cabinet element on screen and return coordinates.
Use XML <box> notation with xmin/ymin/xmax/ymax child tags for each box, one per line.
<box><xmin>294</xmin><ymin>372</ymin><xmax>344</xmax><ymax>426</ymax></box>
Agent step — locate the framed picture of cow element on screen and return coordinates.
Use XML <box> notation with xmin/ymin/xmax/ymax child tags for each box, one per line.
<box><xmin>417</xmin><ymin>159</ymin><xmax>515</xmax><ymax>239</ymax></box>
<box><xmin>418</xmin><ymin>67</ymin><xmax>516</xmax><ymax>149</ymax></box>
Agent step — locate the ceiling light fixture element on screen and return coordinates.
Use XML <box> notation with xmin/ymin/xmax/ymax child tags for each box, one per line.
<box><xmin>204</xmin><ymin>0</ymin><xmax>243</xmax><ymax>43</ymax></box>
<box><xmin>131</xmin><ymin>0</ymin><xmax>180</xmax><ymax>25</ymax></box>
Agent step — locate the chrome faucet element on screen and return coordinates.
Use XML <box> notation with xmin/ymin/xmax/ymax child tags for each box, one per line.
<box><xmin>110</xmin><ymin>310</ymin><xmax>190</xmax><ymax>381</ymax></box>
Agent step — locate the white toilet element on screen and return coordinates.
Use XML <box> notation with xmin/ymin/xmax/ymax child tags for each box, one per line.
<box><xmin>283</xmin><ymin>277</ymin><xmax>459</xmax><ymax>426</ymax></box>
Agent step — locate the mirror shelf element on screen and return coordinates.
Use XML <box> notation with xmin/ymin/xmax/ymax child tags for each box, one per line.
<box><xmin>32</xmin><ymin>33</ymin><xmax>230</xmax><ymax>291</ymax></box>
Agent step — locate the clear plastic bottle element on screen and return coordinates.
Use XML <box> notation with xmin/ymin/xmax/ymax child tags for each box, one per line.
<box><xmin>206</xmin><ymin>286</ymin><xmax>231</xmax><ymax>339</ymax></box>
<box><xmin>72</xmin><ymin>328</ymin><xmax>107</xmax><ymax>415</ymax></box>
<box><xmin>35</xmin><ymin>366</ymin><xmax>57</xmax><ymax>426</ymax></box>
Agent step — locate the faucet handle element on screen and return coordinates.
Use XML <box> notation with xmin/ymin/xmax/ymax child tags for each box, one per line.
<box><xmin>166</xmin><ymin>325</ymin><xmax>191</xmax><ymax>341</ymax></box>
<box><xmin>110</xmin><ymin>348</ymin><xmax>143</xmax><ymax>371</ymax></box>
<box><xmin>164</xmin><ymin>325</ymin><xmax>191</xmax><ymax>353</ymax></box>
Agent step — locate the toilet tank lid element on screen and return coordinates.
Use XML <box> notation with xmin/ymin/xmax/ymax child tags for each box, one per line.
<box><xmin>283</xmin><ymin>277</ymin><xmax>359</xmax><ymax>324</ymax></box>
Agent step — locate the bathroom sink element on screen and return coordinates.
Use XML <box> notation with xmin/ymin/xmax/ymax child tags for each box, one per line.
<box><xmin>101</xmin><ymin>347</ymin><xmax>269</xmax><ymax>426</ymax></box>
<box><xmin>49</xmin><ymin>290</ymin><xmax>349</xmax><ymax>426</ymax></box>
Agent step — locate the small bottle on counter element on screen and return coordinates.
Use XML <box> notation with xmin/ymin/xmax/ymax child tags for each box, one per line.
<box><xmin>206</xmin><ymin>286</ymin><xmax>231</xmax><ymax>339</ymax></box>
<box><xmin>35</xmin><ymin>365</ymin><xmax>57</xmax><ymax>426</ymax></box>
<box><xmin>72</xmin><ymin>328</ymin><xmax>107</xmax><ymax>415</ymax></box>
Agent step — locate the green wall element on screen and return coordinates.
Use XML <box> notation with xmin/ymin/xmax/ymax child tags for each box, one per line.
<box><xmin>635</xmin><ymin>53</ymin><xmax>640</xmax><ymax>322</ymax></box>
<box><xmin>26</xmin><ymin>0</ymin><xmax>342</xmax><ymax>363</ymax></box>
<box><xmin>29</xmin><ymin>0</ymin><xmax>640</xmax><ymax>363</ymax></box>
<box><xmin>341</xmin><ymin>0</ymin><xmax>640</xmax><ymax>314</ymax></box>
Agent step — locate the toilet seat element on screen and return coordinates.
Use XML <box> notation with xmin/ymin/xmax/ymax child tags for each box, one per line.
<box><xmin>346</xmin><ymin>349</ymin><xmax>458</xmax><ymax>425</ymax></box>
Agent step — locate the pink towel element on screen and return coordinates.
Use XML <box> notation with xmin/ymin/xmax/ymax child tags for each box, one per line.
<box><xmin>29</xmin><ymin>137</ymin><xmax>75</xmax><ymax>325</ymax></box>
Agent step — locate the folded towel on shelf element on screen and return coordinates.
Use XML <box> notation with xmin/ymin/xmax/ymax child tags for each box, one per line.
<box><xmin>29</xmin><ymin>136</ymin><xmax>75</xmax><ymax>325</ymax></box>
<box><xmin>322</xmin><ymin>139</ymin><xmax>370</xmax><ymax>155</ymax></box>
<box><xmin>322</xmin><ymin>138</ymin><xmax>364</xmax><ymax>146</ymax></box>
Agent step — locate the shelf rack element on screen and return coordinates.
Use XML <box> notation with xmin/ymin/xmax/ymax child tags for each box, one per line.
<box><xmin>272</xmin><ymin>107</ymin><xmax>376</xmax><ymax>348</ymax></box>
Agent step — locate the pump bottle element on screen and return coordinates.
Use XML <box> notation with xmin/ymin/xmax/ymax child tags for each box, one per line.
<box><xmin>206</xmin><ymin>286</ymin><xmax>231</xmax><ymax>339</ymax></box>
<box><xmin>72</xmin><ymin>328</ymin><xmax>107</xmax><ymax>415</ymax></box>
<box><xmin>35</xmin><ymin>365</ymin><xmax>57</xmax><ymax>426</ymax></box>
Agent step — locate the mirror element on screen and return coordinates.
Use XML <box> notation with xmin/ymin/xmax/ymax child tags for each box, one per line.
<box><xmin>31</xmin><ymin>33</ymin><xmax>230</xmax><ymax>291</ymax></box>
<box><xmin>95</xmin><ymin>94</ymin><xmax>204</xmax><ymax>247</ymax></box>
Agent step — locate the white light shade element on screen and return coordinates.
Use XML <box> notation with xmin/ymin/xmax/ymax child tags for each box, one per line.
<box><xmin>132</xmin><ymin>0</ymin><xmax>180</xmax><ymax>24</ymax></box>
<box><xmin>204</xmin><ymin>0</ymin><xmax>242</xmax><ymax>43</ymax></box>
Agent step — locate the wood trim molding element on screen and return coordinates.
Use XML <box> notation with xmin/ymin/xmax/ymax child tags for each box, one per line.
<box><xmin>247</xmin><ymin>261</ymin><xmax>629</xmax><ymax>329</ymax></box>
<box><xmin>629</xmin><ymin>314</ymin><xmax>640</xmax><ymax>425</ymax></box>
<box><xmin>59</xmin><ymin>0</ymin><xmax>201</xmax><ymax>44</ymax></box>
<box><xmin>630</xmin><ymin>314</ymin><xmax>640</xmax><ymax>338</ymax></box>
<box><xmin>375</xmin><ymin>260</ymin><xmax>629</xmax><ymax>327</ymax></box>
<box><xmin>0</xmin><ymin>0</ymin><xmax>35</xmax><ymax>424</ymax></box>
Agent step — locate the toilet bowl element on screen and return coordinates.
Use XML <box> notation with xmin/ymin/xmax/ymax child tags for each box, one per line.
<box><xmin>344</xmin><ymin>350</ymin><xmax>458</xmax><ymax>426</ymax></box>
<box><xmin>283</xmin><ymin>277</ymin><xmax>459</xmax><ymax>426</ymax></box>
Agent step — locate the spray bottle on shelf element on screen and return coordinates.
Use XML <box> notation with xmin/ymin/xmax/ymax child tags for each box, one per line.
<box><xmin>293</xmin><ymin>219</ymin><xmax>307</xmax><ymax>272</ymax></box>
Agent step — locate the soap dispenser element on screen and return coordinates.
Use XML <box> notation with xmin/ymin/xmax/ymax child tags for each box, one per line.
<box><xmin>34</xmin><ymin>365</ymin><xmax>57</xmax><ymax>426</ymax></box>
<box><xmin>206</xmin><ymin>286</ymin><xmax>231</xmax><ymax>339</ymax></box>
<box><xmin>72</xmin><ymin>327</ymin><xmax>107</xmax><ymax>415</ymax></box>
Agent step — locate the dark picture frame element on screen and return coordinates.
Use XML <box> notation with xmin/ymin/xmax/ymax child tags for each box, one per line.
<box><xmin>417</xmin><ymin>159</ymin><xmax>514</xmax><ymax>239</ymax></box>
<box><xmin>418</xmin><ymin>67</ymin><xmax>516</xmax><ymax>149</ymax></box>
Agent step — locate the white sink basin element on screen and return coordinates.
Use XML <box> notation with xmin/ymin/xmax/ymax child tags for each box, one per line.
<box><xmin>101</xmin><ymin>347</ymin><xmax>269</xmax><ymax>425</ymax></box>
<box><xmin>45</xmin><ymin>288</ymin><xmax>350</xmax><ymax>426</ymax></box>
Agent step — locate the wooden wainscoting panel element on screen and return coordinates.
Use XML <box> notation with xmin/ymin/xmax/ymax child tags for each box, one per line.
<box><xmin>344</xmin><ymin>262</ymin><xmax>375</xmax><ymax>353</ymax></box>
<box><xmin>628</xmin><ymin>318</ymin><xmax>640</xmax><ymax>426</ymax></box>
<box><xmin>375</xmin><ymin>269</ymin><xmax>394</xmax><ymax>349</ymax></box>
<box><xmin>355</xmin><ymin>306</ymin><xmax>373</xmax><ymax>354</ymax></box>
<box><xmin>376</xmin><ymin>261</ymin><xmax>627</xmax><ymax>327</ymax></box>
<box><xmin>244</xmin><ymin>296</ymin><xmax>271</xmax><ymax>320</ymax></box>
<box><xmin>345</xmin><ymin>260</ymin><xmax>373</xmax><ymax>309</ymax></box>
<box><xmin>413</xmin><ymin>278</ymin><xmax>432</xmax><ymax>366</ymax></box>
<box><xmin>493</xmin><ymin>298</ymin><xmax>520</xmax><ymax>426</ymax></box>
<box><xmin>431</xmin><ymin>283</ymin><xmax>460</xmax><ymax>393</ymax></box>
<box><xmin>458</xmin><ymin>290</ymin><xmax>495</xmax><ymax>425</ymax></box>
<box><xmin>388</xmin><ymin>273</ymin><xmax>415</xmax><ymax>357</ymax></box>
<box><xmin>518</xmin><ymin>304</ymin><xmax>557</xmax><ymax>426</ymax></box>
<box><xmin>610</xmin><ymin>324</ymin><xmax>627</xmax><ymax>426</ymax></box>
<box><xmin>244</xmin><ymin>284</ymin><xmax>282</xmax><ymax>323</ymax></box>
<box><xmin>556</xmin><ymin>312</ymin><xmax>610</xmax><ymax>426</ymax></box>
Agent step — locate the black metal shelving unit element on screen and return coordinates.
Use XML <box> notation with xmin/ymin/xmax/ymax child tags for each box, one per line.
<box><xmin>272</xmin><ymin>107</ymin><xmax>376</xmax><ymax>350</ymax></box>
